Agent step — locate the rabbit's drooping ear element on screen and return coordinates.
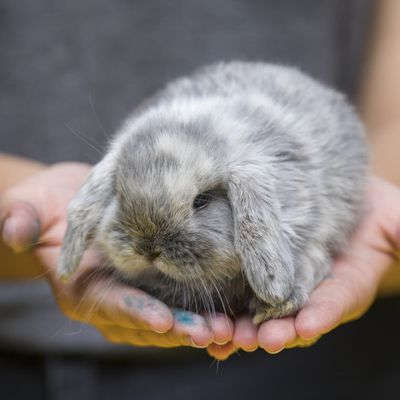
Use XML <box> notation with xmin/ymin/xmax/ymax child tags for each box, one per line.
<box><xmin>59</xmin><ymin>157</ymin><xmax>114</xmax><ymax>281</ymax></box>
<box><xmin>228</xmin><ymin>164</ymin><xmax>295</xmax><ymax>306</ymax></box>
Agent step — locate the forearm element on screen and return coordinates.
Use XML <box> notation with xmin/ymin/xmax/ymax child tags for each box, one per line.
<box><xmin>359</xmin><ymin>0</ymin><xmax>400</xmax><ymax>185</ymax></box>
<box><xmin>0</xmin><ymin>153</ymin><xmax>46</xmax><ymax>279</ymax></box>
<box><xmin>357</xmin><ymin>0</ymin><xmax>400</xmax><ymax>295</ymax></box>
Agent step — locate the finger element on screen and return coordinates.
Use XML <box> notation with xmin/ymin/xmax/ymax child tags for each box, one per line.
<box><xmin>96</xmin><ymin>286</ymin><xmax>175</xmax><ymax>333</ymax></box>
<box><xmin>205</xmin><ymin>313</ymin><xmax>234</xmax><ymax>345</ymax></box>
<box><xmin>232</xmin><ymin>315</ymin><xmax>258</xmax><ymax>351</ymax></box>
<box><xmin>171</xmin><ymin>309</ymin><xmax>214</xmax><ymax>348</ymax></box>
<box><xmin>207</xmin><ymin>342</ymin><xmax>237</xmax><ymax>360</ymax></box>
<box><xmin>74</xmin><ymin>278</ymin><xmax>175</xmax><ymax>333</ymax></box>
<box><xmin>37</xmin><ymin>246</ymin><xmax>175</xmax><ymax>332</ymax></box>
<box><xmin>295</xmin><ymin>256</ymin><xmax>383</xmax><ymax>340</ymax></box>
<box><xmin>70</xmin><ymin>283</ymin><xmax>175</xmax><ymax>333</ymax></box>
<box><xmin>258</xmin><ymin>316</ymin><xmax>297</xmax><ymax>354</ymax></box>
<box><xmin>295</xmin><ymin>207</ymin><xmax>395</xmax><ymax>341</ymax></box>
<box><xmin>116</xmin><ymin>288</ymin><xmax>174</xmax><ymax>333</ymax></box>
<box><xmin>1</xmin><ymin>202</ymin><xmax>41</xmax><ymax>252</ymax></box>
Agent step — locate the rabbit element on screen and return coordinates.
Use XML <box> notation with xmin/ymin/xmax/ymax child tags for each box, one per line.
<box><xmin>59</xmin><ymin>61</ymin><xmax>368</xmax><ymax>324</ymax></box>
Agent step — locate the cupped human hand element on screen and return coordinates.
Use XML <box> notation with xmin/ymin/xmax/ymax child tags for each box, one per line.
<box><xmin>0</xmin><ymin>162</ymin><xmax>233</xmax><ymax>349</ymax></box>
<box><xmin>208</xmin><ymin>176</ymin><xmax>400</xmax><ymax>360</ymax></box>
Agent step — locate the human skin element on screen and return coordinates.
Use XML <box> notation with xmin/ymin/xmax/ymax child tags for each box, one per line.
<box><xmin>208</xmin><ymin>0</ymin><xmax>400</xmax><ymax>359</ymax></box>
<box><xmin>360</xmin><ymin>0</ymin><xmax>400</xmax><ymax>188</ymax></box>
<box><xmin>2</xmin><ymin>0</ymin><xmax>400</xmax><ymax>359</ymax></box>
<box><xmin>0</xmin><ymin>159</ymin><xmax>233</xmax><ymax>349</ymax></box>
<box><xmin>208</xmin><ymin>177</ymin><xmax>400</xmax><ymax>358</ymax></box>
<box><xmin>1</xmin><ymin>158</ymin><xmax>400</xmax><ymax>358</ymax></box>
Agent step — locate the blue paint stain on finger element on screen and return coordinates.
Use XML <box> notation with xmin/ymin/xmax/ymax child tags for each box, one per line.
<box><xmin>124</xmin><ymin>295</ymin><xmax>145</xmax><ymax>311</ymax></box>
<box><xmin>124</xmin><ymin>296</ymin><xmax>172</xmax><ymax>322</ymax></box>
<box><xmin>172</xmin><ymin>308</ymin><xmax>196</xmax><ymax>325</ymax></box>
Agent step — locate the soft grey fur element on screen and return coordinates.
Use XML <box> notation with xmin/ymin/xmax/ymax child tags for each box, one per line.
<box><xmin>59</xmin><ymin>62</ymin><xmax>368</xmax><ymax>323</ymax></box>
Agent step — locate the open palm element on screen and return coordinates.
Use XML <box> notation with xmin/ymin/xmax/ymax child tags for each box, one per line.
<box><xmin>208</xmin><ymin>176</ymin><xmax>400</xmax><ymax>359</ymax></box>
<box><xmin>1</xmin><ymin>163</ymin><xmax>232</xmax><ymax>349</ymax></box>
<box><xmin>3</xmin><ymin>168</ymin><xmax>399</xmax><ymax>358</ymax></box>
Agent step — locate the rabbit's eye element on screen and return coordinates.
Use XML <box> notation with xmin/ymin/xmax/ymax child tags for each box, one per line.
<box><xmin>193</xmin><ymin>193</ymin><xmax>210</xmax><ymax>210</ymax></box>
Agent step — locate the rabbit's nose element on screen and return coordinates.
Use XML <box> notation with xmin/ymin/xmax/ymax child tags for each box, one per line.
<box><xmin>146</xmin><ymin>250</ymin><xmax>162</xmax><ymax>262</ymax></box>
<box><xmin>136</xmin><ymin>243</ymin><xmax>162</xmax><ymax>261</ymax></box>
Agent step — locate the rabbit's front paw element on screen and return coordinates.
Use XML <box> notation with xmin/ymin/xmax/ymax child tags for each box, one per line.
<box><xmin>251</xmin><ymin>289</ymin><xmax>307</xmax><ymax>324</ymax></box>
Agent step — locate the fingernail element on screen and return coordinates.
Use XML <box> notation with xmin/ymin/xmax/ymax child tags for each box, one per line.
<box><xmin>190</xmin><ymin>338</ymin><xmax>208</xmax><ymax>349</ymax></box>
<box><xmin>2</xmin><ymin>218</ymin><xmax>14</xmax><ymax>246</ymax></box>
<box><xmin>2</xmin><ymin>206</ymin><xmax>40</xmax><ymax>253</ymax></box>
<box><xmin>214</xmin><ymin>339</ymin><xmax>230</xmax><ymax>345</ymax></box>
<box><xmin>2</xmin><ymin>217</ymin><xmax>27</xmax><ymax>253</ymax></box>
<box><xmin>243</xmin><ymin>345</ymin><xmax>259</xmax><ymax>352</ymax></box>
<box><xmin>266</xmin><ymin>346</ymin><xmax>285</xmax><ymax>354</ymax></box>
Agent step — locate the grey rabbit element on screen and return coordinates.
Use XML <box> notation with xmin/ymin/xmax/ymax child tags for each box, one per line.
<box><xmin>59</xmin><ymin>61</ymin><xmax>368</xmax><ymax>323</ymax></box>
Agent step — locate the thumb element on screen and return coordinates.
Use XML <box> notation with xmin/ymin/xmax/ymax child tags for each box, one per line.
<box><xmin>1</xmin><ymin>201</ymin><xmax>41</xmax><ymax>253</ymax></box>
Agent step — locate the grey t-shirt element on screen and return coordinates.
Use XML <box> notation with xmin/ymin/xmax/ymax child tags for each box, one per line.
<box><xmin>0</xmin><ymin>0</ymin><xmax>373</xmax><ymax>354</ymax></box>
